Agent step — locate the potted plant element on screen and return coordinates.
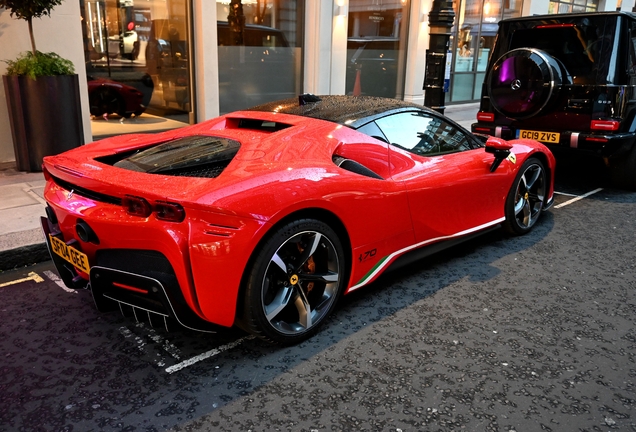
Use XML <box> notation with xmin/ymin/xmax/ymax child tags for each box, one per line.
<box><xmin>2</xmin><ymin>0</ymin><xmax>84</xmax><ymax>172</ymax></box>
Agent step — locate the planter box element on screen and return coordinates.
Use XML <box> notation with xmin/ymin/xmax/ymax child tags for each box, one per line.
<box><xmin>3</xmin><ymin>74</ymin><xmax>84</xmax><ymax>172</ymax></box>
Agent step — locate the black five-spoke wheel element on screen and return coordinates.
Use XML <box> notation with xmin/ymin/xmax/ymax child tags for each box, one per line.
<box><xmin>503</xmin><ymin>157</ymin><xmax>547</xmax><ymax>235</ymax></box>
<box><xmin>242</xmin><ymin>219</ymin><xmax>345</xmax><ymax>345</ymax></box>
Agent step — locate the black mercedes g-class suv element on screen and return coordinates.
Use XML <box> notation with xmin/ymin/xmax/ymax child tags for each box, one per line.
<box><xmin>471</xmin><ymin>12</ymin><xmax>636</xmax><ymax>189</ymax></box>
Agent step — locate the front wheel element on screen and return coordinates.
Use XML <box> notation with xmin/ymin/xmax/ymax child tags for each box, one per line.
<box><xmin>503</xmin><ymin>157</ymin><xmax>547</xmax><ymax>235</ymax></box>
<box><xmin>241</xmin><ymin>219</ymin><xmax>346</xmax><ymax>345</ymax></box>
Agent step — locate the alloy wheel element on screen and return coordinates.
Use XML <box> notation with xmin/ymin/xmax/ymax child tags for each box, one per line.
<box><xmin>261</xmin><ymin>230</ymin><xmax>340</xmax><ymax>336</ymax></box>
<box><xmin>513</xmin><ymin>162</ymin><xmax>545</xmax><ymax>229</ymax></box>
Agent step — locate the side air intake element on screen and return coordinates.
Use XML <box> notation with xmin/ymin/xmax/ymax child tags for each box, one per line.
<box><xmin>332</xmin><ymin>156</ymin><xmax>383</xmax><ymax>180</ymax></box>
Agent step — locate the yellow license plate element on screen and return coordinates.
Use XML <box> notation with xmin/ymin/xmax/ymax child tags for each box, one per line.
<box><xmin>517</xmin><ymin>129</ymin><xmax>560</xmax><ymax>144</ymax></box>
<box><xmin>49</xmin><ymin>234</ymin><xmax>90</xmax><ymax>274</ymax></box>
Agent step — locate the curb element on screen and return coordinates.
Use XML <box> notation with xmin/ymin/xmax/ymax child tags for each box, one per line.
<box><xmin>0</xmin><ymin>243</ymin><xmax>50</xmax><ymax>272</ymax></box>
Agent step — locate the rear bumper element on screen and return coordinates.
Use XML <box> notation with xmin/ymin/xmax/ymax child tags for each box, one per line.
<box><xmin>90</xmin><ymin>266</ymin><xmax>218</xmax><ymax>332</ymax></box>
<box><xmin>472</xmin><ymin>123</ymin><xmax>635</xmax><ymax>158</ymax></box>
<box><xmin>41</xmin><ymin>215</ymin><xmax>218</xmax><ymax>333</ymax></box>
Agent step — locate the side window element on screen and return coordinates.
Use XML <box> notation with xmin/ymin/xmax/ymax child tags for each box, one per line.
<box><xmin>375</xmin><ymin>111</ymin><xmax>473</xmax><ymax>156</ymax></box>
<box><xmin>356</xmin><ymin>121</ymin><xmax>389</xmax><ymax>143</ymax></box>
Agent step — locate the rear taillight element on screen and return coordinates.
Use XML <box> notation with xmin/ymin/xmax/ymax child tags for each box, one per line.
<box><xmin>122</xmin><ymin>195</ymin><xmax>152</xmax><ymax>218</ymax></box>
<box><xmin>42</xmin><ymin>165</ymin><xmax>51</xmax><ymax>181</ymax></box>
<box><xmin>477</xmin><ymin>112</ymin><xmax>495</xmax><ymax>122</ymax></box>
<box><xmin>535</xmin><ymin>23</ymin><xmax>575</xmax><ymax>29</ymax></box>
<box><xmin>155</xmin><ymin>201</ymin><xmax>185</xmax><ymax>222</ymax></box>
<box><xmin>122</xmin><ymin>196</ymin><xmax>185</xmax><ymax>222</ymax></box>
<box><xmin>112</xmin><ymin>281</ymin><xmax>148</xmax><ymax>294</ymax></box>
<box><xmin>590</xmin><ymin>120</ymin><xmax>619</xmax><ymax>131</ymax></box>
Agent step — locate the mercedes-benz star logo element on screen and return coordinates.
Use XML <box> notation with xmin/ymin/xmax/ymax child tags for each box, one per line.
<box><xmin>510</xmin><ymin>79</ymin><xmax>522</xmax><ymax>91</ymax></box>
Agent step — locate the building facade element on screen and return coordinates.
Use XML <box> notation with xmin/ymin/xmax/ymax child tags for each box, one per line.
<box><xmin>0</xmin><ymin>0</ymin><xmax>633</xmax><ymax>164</ymax></box>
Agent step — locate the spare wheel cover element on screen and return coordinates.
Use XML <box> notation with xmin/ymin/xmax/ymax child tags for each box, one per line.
<box><xmin>488</xmin><ymin>48</ymin><xmax>563</xmax><ymax>120</ymax></box>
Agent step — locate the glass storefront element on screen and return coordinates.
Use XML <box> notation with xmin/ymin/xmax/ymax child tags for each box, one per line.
<box><xmin>80</xmin><ymin>0</ymin><xmax>192</xmax><ymax>138</ymax></box>
<box><xmin>548</xmin><ymin>0</ymin><xmax>598</xmax><ymax>13</ymax></box>
<box><xmin>346</xmin><ymin>0</ymin><xmax>410</xmax><ymax>99</ymax></box>
<box><xmin>216</xmin><ymin>0</ymin><xmax>304</xmax><ymax>114</ymax></box>
<box><xmin>448</xmin><ymin>0</ymin><xmax>523</xmax><ymax>103</ymax></box>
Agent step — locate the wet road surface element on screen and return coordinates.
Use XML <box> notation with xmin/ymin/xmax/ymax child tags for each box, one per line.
<box><xmin>0</xmin><ymin>155</ymin><xmax>635</xmax><ymax>431</ymax></box>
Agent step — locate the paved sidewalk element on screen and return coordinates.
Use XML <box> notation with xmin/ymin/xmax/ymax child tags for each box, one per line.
<box><xmin>0</xmin><ymin>167</ymin><xmax>49</xmax><ymax>270</ymax></box>
<box><xmin>0</xmin><ymin>102</ymin><xmax>480</xmax><ymax>271</ymax></box>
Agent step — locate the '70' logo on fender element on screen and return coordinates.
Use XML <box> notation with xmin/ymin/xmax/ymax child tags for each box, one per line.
<box><xmin>359</xmin><ymin>248</ymin><xmax>377</xmax><ymax>262</ymax></box>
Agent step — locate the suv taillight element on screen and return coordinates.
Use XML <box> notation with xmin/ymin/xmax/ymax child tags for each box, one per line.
<box><xmin>535</xmin><ymin>23</ymin><xmax>575</xmax><ymax>29</ymax></box>
<box><xmin>590</xmin><ymin>120</ymin><xmax>619</xmax><ymax>131</ymax></box>
<box><xmin>477</xmin><ymin>112</ymin><xmax>495</xmax><ymax>122</ymax></box>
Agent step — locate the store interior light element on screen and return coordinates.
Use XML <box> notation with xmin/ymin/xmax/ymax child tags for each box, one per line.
<box><xmin>334</xmin><ymin>0</ymin><xmax>346</xmax><ymax>16</ymax></box>
<box><xmin>484</xmin><ymin>0</ymin><xmax>491</xmax><ymax>16</ymax></box>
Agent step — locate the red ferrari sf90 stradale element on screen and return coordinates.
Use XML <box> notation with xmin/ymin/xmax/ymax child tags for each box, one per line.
<box><xmin>41</xmin><ymin>95</ymin><xmax>555</xmax><ymax>345</ymax></box>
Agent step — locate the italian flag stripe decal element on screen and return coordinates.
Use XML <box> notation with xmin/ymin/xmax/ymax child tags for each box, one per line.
<box><xmin>355</xmin><ymin>256</ymin><xmax>389</xmax><ymax>286</ymax></box>
<box><xmin>349</xmin><ymin>216</ymin><xmax>507</xmax><ymax>292</ymax></box>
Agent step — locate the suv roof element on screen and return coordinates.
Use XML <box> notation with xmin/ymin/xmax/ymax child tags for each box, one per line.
<box><xmin>499</xmin><ymin>10</ymin><xmax>635</xmax><ymax>23</ymax></box>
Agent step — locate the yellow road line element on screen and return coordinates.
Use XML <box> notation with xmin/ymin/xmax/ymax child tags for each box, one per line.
<box><xmin>0</xmin><ymin>272</ymin><xmax>45</xmax><ymax>288</ymax></box>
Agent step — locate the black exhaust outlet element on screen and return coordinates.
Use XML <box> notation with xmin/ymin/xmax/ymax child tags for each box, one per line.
<box><xmin>76</xmin><ymin>219</ymin><xmax>99</xmax><ymax>244</ymax></box>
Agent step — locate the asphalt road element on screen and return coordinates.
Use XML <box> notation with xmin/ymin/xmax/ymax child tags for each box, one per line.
<box><xmin>1</xmin><ymin>155</ymin><xmax>635</xmax><ymax>432</ymax></box>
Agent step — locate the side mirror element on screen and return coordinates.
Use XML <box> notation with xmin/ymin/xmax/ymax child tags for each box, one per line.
<box><xmin>485</xmin><ymin>137</ymin><xmax>513</xmax><ymax>172</ymax></box>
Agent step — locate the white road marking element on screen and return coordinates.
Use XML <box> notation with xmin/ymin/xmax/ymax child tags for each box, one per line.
<box><xmin>0</xmin><ymin>272</ymin><xmax>44</xmax><ymax>288</ymax></box>
<box><xmin>43</xmin><ymin>270</ymin><xmax>78</xmax><ymax>294</ymax></box>
<box><xmin>554</xmin><ymin>188</ymin><xmax>604</xmax><ymax>209</ymax></box>
<box><xmin>165</xmin><ymin>335</ymin><xmax>255</xmax><ymax>374</ymax></box>
<box><xmin>138</xmin><ymin>322</ymin><xmax>183</xmax><ymax>361</ymax></box>
<box><xmin>553</xmin><ymin>191</ymin><xmax>579</xmax><ymax>197</ymax></box>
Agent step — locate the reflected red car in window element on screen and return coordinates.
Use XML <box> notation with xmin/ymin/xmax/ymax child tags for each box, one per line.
<box><xmin>41</xmin><ymin>95</ymin><xmax>555</xmax><ymax>345</ymax></box>
<box><xmin>87</xmin><ymin>76</ymin><xmax>147</xmax><ymax>118</ymax></box>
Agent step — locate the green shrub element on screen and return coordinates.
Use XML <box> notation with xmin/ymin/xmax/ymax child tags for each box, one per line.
<box><xmin>5</xmin><ymin>51</ymin><xmax>74</xmax><ymax>79</ymax></box>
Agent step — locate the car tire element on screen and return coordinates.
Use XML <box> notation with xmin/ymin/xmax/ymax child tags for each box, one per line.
<box><xmin>502</xmin><ymin>157</ymin><xmax>547</xmax><ymax>235</ymax></box>
<box><xmin>610</xmin><ymin>145</ymin><xmax>636</xmax><ymax>190</ymax></box>
<box><xmin>488</xmin><ymin>48</ymin><xmax>569</xmax><ymax>120</ymax></box>
<box><xmin>242</xmin><ymin>219</ymin><xmax>346</xmax><ymax>345</ymax></box>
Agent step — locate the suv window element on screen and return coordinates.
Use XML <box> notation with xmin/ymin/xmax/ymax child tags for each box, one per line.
<box><xmin>510</xmin><ymin>18</ymin><xmax>616</xmax><ymax>84</ymax></box>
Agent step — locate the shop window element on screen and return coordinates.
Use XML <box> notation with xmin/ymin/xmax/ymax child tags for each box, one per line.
<box><xmin>216</xmin><ymin>0</ymin><xmax>304</xmax><ymax>114</ymax></box>
<box><xmin>448</xmin><ymin>0</ymin><xmax>523</xmax><ymax>103</ymax></box>
<box><xmin>548</xmin><ymin>0</ymin><xmax>598</xmax><ymax>14</ymax></box>
<box><xmin>81</xmin><ymin>0</ymin><xmax>192</xmax><ymax>139</ymax></box>
<box><xmin>345</xmin><ymin>0</ymin><xmax>410</xmax><ymax>99</ymax></box>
